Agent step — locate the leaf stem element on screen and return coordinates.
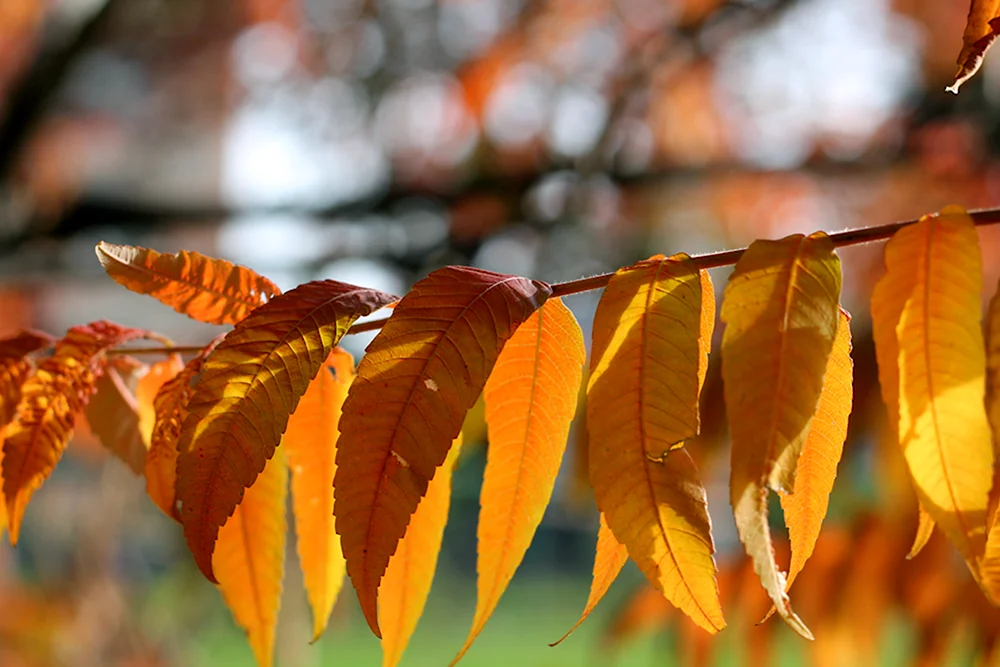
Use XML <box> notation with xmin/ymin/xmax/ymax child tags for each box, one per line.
<box><xmin>106</xmin><ymin>206</ymin><xmax>1000</xmax><ymax>355</ymax></box>
<box><xmin>547</xmin><ymin>206</ymin><xmax>1000</xmax><ymax>298</ymax></box>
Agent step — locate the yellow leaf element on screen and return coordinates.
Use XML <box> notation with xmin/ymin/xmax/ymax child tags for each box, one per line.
<box><xmin>948</xmin><ymin>0</ymin><xmax>1000</xmax><ymax>93</ymax></box>
<box><xmin>283</xmin><ymin>348</ymin><xmax>353</xmax><ymax>641</ymax></box>
<box><xmin>95</xmin><ymin>242</ymin><xmax>281</xmax><ymax>325</ymax></box>
<box><xmin>214</xmin><ymin>449</ymin><xmax>288</xmax><ymax>667</ymax></box>
<box><xmin>379</xmin><ymin>436</ymin><xmax>462</xmax><ymax>667</ymax></box>
<box><xmin>177</xmin><ymin>280</ymin><xmax>395</xmax><ymax>583</ymax></box>
<box><xmin>722</xmin><ymin>232</ymin><xmax>842</xmax><ymax>640</ymax></box>
<box><xmin>589</xmin><ymin>254</ymin><xmax>724</xmax><ymax>634</ymax></box>
<box><xmin>978</xmin><ymin>278</ymin><xmax>1000</xmax><ymax>598</ymax></box>
<box><xmin>135</xmin><ymin>356</ymin><xmax>184</xmax><ymax>445</ymax></box>
<box><xmin>335</xmin><ymin>266</ymin><xmax>549</xmax><ymax>636</ymax></box>
<box><xmin>871</xmin><ymin>207</ymin><xmax>992</xmax><ymax>570</ymax></box>
<box><xmin>551</xmin><ymin>513</ymin><xmax>629</xmax><ymax>646</ymax></box>
<box><xmin>907</xmin><ymin>506</ymin><xmax>936</xmax><ymax>560</ymax></box>
<box><xmin>778</xmin><ymin>310</ymin><xmax>852</xmax><ymax>590</ymax></box>
<box><xmin>450</xmin><ymin>297</ymin><xmax>584</xmax><ymax>664</ymax></box>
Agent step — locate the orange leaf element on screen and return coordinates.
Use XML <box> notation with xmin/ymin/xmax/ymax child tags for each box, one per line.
<box><xmin>379</xmin><ymin>436</ymin><xmax>462</xmax><ymax>667</ymax></box>
<box><xmin>551</xmin><ymin>513</ymin><xmax>629</xmax><ymax>646</ymax></box>
<box><xmin>778</xmin><ymin>310</ymin><xmax>853</xmax><ymax>589</ymax></box>
<box><xmin>177</xmin><ymin>280</ymin><xmax>395</xmax><ymax>582</ymax></box>
<box><xmin>95</xmin><ymin>242</ymin><xmax>281</xmax><ymax>325</ymax></box>
<box><xmin>284</xmin><ymin>348</ymin><xmax>353</xmax><ymax>641</ymax></box>
<box><xmin>2</xmin><ymin>322</ymin><xmax>150</xmax><ymax>541</ymax></box>
<box><xmin>0</xmin><ymin>330</ymin><xmax>53</xmax><ymax>427</ymax></box>
<box><xmin>588</xmin><ymin>254</ymin><xmax>724</xmax><ymax>634</ymax></box>
<box><xmin>871</xmin><ymin>207</ymin><xmax>992</xmax><ymax>569</ymax></box>
<box><xmin>948</xmin><ymin>1</ymin><xmax>1000</xmax><ymax>93</ymax></box>
<box><xmin>135</xmin><ymin>356</ymin><xmax>184</xmax><ymax>445</ymax></box>
<box><xmin>214</xmin><ymin>448</ymin><xmax>288</xmax><ymax>667</ymax></box>
<box><xmin>450</xmin><ymin>297</ymin><xmax>584</xmax><ymax>663</ymax></box>
<box><xmin>83</xmin><ymin>357</ymin><xmax>148</xmax><ymax>474</ymax></box>
<box><xmin>144</xmin><ymin>340</ymin><xmax>219</xmax><ymax>522</ymax></box>
<box><xmin>722</xmin><ymin>232</ymin><xmax>841</xmax><ymax>640</ymax></box>
<box><xmin>335</xmin><ymin>266</ymin><xmax>550</xmax><ymax>637</ymax></box>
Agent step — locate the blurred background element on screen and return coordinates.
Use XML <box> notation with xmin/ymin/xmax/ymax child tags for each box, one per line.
<box><xmin>2</xmin><ymin>0</ymin><xmax>1000</xmax><ymax>665</ymax></box>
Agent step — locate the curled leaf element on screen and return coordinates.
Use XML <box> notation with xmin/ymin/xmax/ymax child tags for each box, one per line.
<box><xmin>335</xmin><ymin>266</ymin><xmax>550</xmax><ymax>636</ymax></box>
<box><xmin>2</xmin><ymin>322</ymin><xmax>149</xmax><ymax>540</ymax></box>
<box><xmin>177</xmin><ymin>280</ymin><xmax>396</xmax><ymax>582</ymax></box>
<box><xmin>284</xmin><ymin>348</ymin><xmax>353</xmax><ymax>641</ymax></box>
<box><xmin>722</xmin><ymin>232</ymin><xmax>842</xmax><ymax>640</ymax></box>
<box><xmin>214</xmin><ymin>449</ymin><xmax>288</xmax><ymax>667</ymax></box>
<box><xmin>96</xmin><ymin>242</ymin><xmax>281</xmax><ymax>325</ymax></box>
<box><xmin>588</xmin><ymin>255</ymin><xmax>724</xmax><ymax>634</ymax></box>
<box><xmin>949</xmin><ymin>1</ymin><xmax>1000</xmax><ymax>93</ymax></box>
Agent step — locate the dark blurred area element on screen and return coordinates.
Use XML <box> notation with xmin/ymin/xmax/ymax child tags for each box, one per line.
<box><xmin>2</xmin><ymin>1</ymin><xmax>1000</xmax><ymax>666</ymax></box>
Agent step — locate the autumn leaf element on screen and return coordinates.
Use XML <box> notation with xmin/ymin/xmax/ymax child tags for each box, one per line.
<box><xmin>145</xmin><ymin>341</ymin><xmax>219</xmax><ymax>522</ymax></box>
<box><xmin>722</xmin><ymin>232</ymin><xmax>842</xmax><ymax>640</ymax></box>
<box><xmin>450</xmin><ymin>297</ymin><xmax>585</xmax><ymax>664</ymax></box>
<box><xmin>83</xmin><ymin>357</ymin><xmax>148</xmax><ymax>474</ymax></box>
<box><xmin>0</xmin><ymin>330</ymin><xmax>54</xmax><ymax>428</ymax></box>
<box><xmin>214</xmin><ymin>448</ymin><xmax>288</xmax><ymax>667</ymax></box>
<box><xmin>176</xmin><ymin>280</ymin><xmax>396</xmax><ymax>582</ymax></box>
<box><xmin>283</xmin><ymin>348</ymin><xmax>353</xmax><ymax>641</ymax></box>
<box><xmin>871</xmin><ymin>207</ymin><xmax>993</xmax><ymax>570</ymax></box>
<box><xmin>335</xmin><ymin>266</ymin><xmax>549</xmax><ymax>636</ymax></box>
<box><xmin>948</xmin><ymin>0</ymin><xmax>1000</xmax><ymax>93</ymax></box>
<box><xmin>778</xmin><ymin>310</ymin><xmax>853</xmax><ymax>590</ymax></box>
<box><xmin>974</xmin><ymin>279</ymin><xmax>1000</xmax><ymax>598</ymax></box>
<box><xmin>588</xmin><ymin>254</ymin><xmax>724</xmax><ymax>634</ymax></box>
<box><xmin>551</xmin><ymin>514</ymin><xmax>629</xmax><ymax>646</ymax></box>
<box><xmin>135</xmin><ymin>356</ymin><xmax>184</xmax><ymax>445</ymax></box>
<box><xmin>908</xmin><ymin>506</ymin><xmax>936</xmax><ymax>560</ymax></box>
<box><xmin>96</xmin><ymin>242</ymin><xmax>281</xmax><ymax>325</ymax></box>
<box><xmin>2</xmin><ymin>322</ymin><xmax>150</xmax><ymax>541</ymax></box>
<box><xmin>379</xmin><ymin>436</ymin><xmax>462</xmax><ymax>667</ymax></box>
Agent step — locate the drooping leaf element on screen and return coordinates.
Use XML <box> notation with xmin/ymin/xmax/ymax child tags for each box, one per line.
<box><xmin>95</xmin><ymin>242</ymin><xmax>281</xmax><ymax>325</ymax></box>
<box><xmin>451</xmin><ymin>297</ymin><xmax>585</xmax><ymax>664</ymax></box>
<box><xmin>2</xmin><ymin>322</ymin><xmax>149</xmax><ymax>541</ymax></box>
<box><xmin>284</xmin><ymin>348</ymin><xmax>353</xmax><ymax>641</ymax></box>
<box><xmin>986</xmin><ymin>279</ymin><xmax>1000</xmax><ymax>531</ymax></box>
<box><xmin>948</xmin><ymin>0</ymin><xmax>1000</xmax><ymax>93</ymax></box>
<box><xmin>0</xmin><ymin>330</ymin><xmax>54</xmax><ymax>427</ymax></box>
<box><xmin>871</xmin><ymin>207</ymin><xmax>993</xmax><ymax>569</ymax></box>
<box><xmin>214</xmin><ymin>448</ymin><xmax>288</xmax><ymax>667</ymax></box>
<box><xmin>778</xmin><ymin>310</ymin><xmax>853</xmax><ymax>589</ymax></box>
<box><xmin>588</xmin><ymin>254</ymin><xmax>724</xmax><ymax>634</ymax></box>
<box><xmin>135</xmin><ymin>356</ymin><xmax>184</xmax><ymax>445</ymax></box>
<box><xmin>722</xmin><ymin>232</ymin><xmax>842</xmax><ymax>640</ymax></box>
<box><xmin>83</xmin><ymin>357</ymin><xmax>148</xmax><ymax>474</ymax></box>
<box><xmin>145</xmin><ymin>341</ymin><xmax>219</xmax><ymax>522</ymax></box>
<box><xmin>379</xmin><ymin>436</ymin><xmax>462</xmax><ymax>667</ymax></box>
<box><xmin>335</xmin><ymin>266</ymin><xmax>550</xmax><ymax>636</ymax></box>
<box><xmin>908</xmin><ymin>506</ymin><xmax>936</xmax><ymax>560</ymax></box>
<box><xmin>551</xmin><ymin>514</ymin><xmax>630</xmax><ymax>646</ymax></box>
<box><xmin>177</xmin><ymin>280</ymin><xmax>396</xmax><ymax>582</ymax></box>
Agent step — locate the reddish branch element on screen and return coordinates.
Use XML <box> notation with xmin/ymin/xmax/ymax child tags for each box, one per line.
<box><xmin>114</xmin><ymin>206</ymin><xmax>1000</xmax><ymax>356</ymax></box>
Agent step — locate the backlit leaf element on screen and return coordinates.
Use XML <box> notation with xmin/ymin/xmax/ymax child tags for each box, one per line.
<box><xmin>96</xmin><ymin>242</ymin><xmax>281</xmax><ymax>325</ymax></box>
<box><xmin>83</xmin><ymin>357</ymin><xmax>147</xmax><ymax>474</ymax></box>
<box><xmin>451</xmin><ymin>297</ymin><xmax>585</xmax><ymax>664</ymax></box>
<box><xmin>722</xmin><ymin>232</ymin><xmax>842</xmax><ymax>640</ymax></box>
<box><xmin>551</xmin><ymin>514</ymin><xmax>629</xmax><ymax>646</ymax></box>
<box><xmin>871</xmin><ymin>207</ymin><xmax>993</xmax><ymax>569</ymax></box>
<box><xmin>908</xmin><ymin>506</ymin><xmax>936</xmax><ymax>560</ymax></box>
<box><xmin>135</xmin><ymin>356</ymin><xmax>184</xmax><ymax>445</ymax></box>
<box><xmin>335</xmin><ymin>266</ymin><xmax>550</xmax><ymax>636</ymax></box>
<box><xmin>778</xmin><ymin>310</ymin><xmax>853</xmax><ymax>589</ymax></box>
<box><xmin>177</xmin><ymin>280</ymin><xmax>396</xmax><ymax>583</ymax></box>
<box><xmin>145</xmin><ymin>341</ymin><xmax>219</xmax><ymax>522</ymax></box>
<box><xmin>379</xmin><ymin>436</ymin><xmax>462</xmax><ymax>667</ymax></box>
<box><xmin>284</xmin><ymin>348</ymin><xmax>353</xmax><ymax>641</ymax></box>
<box><xmin>588</xmin><ymin>254</ymin><xmax>724</xmax><ymax>634</ymax></box>
<box><xmin>0</xmin><ymin>330</ymin><xmax>53</xmax><ymax>427</ymax></box>
<box><xmin>214</xmin><ymin>448</ymin><xmax>288</xmax><ymax>667</ymax></box>
<box><xmin>2</xmin><ymin>322</ymin><xmax>149</xmax><ymax>541</ymax></box>
<box><xmin>987</xmin><ymin>279</ymin><xmax>1000</xmax><ymax>532</ymax></box>
<box><xmin>948</xmin><ymin>0</ymin><xmax>1000</xmax><ymax>93</ymax></box>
